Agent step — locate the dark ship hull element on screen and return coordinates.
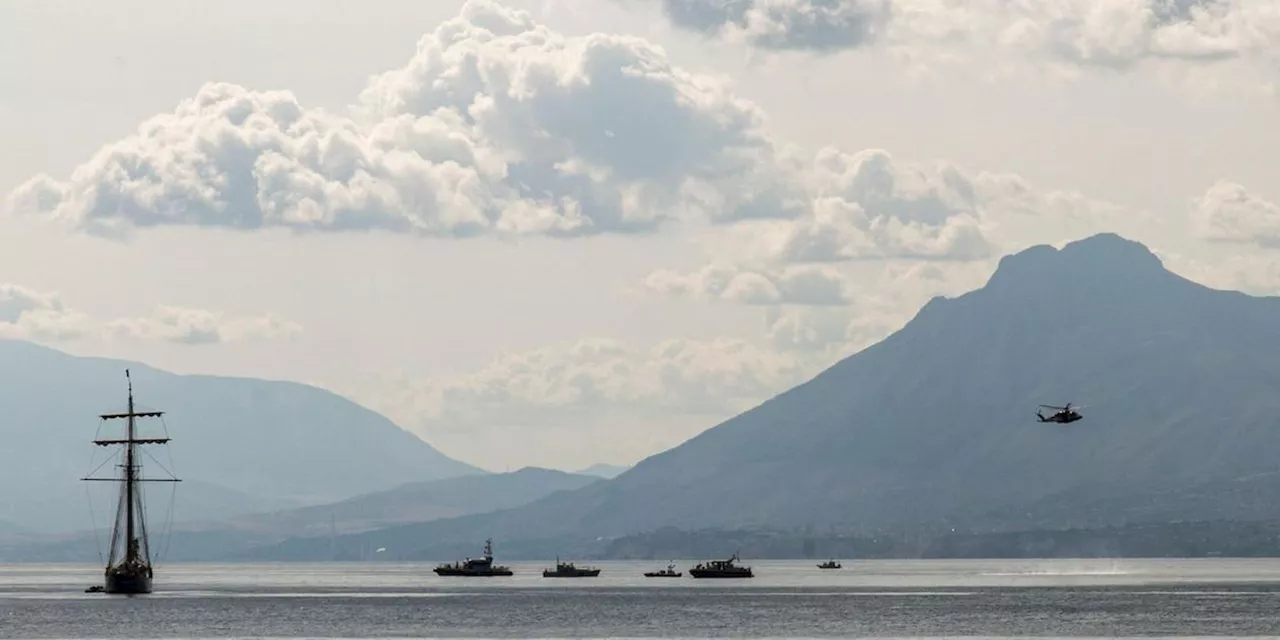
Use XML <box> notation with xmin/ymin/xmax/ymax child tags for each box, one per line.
<box><xmin>104</xmin><ymin>571</ymin><xmax>152</xmax><ymax>594</ymax></box>
<box><xmin>689</xmin><ymin>568</ymin><xmax>753</xmax><ymax>578</ymax></box>
<box><xmin>542</xmin><ymin>569</ymin><xmax>601</xmax><ymax>577</ymax></box>
<box><xmin>643</xmin><ymin>572</ymin><xmax>682</xmax><ymax>578</ymax></box>
<box><xmin>434</xmin><ymin>566</ymin><xmax>513</xmax><ymax>577</ymax></box>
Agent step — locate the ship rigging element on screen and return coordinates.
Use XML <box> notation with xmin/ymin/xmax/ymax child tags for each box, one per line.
<box><xmin>81</xmin><ymin>369</ymin><xmax>180</xmax><ymax>594</ymax></box>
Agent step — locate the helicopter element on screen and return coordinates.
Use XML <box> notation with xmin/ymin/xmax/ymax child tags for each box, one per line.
<box><xmin>1036</xmin><ymin>403</ymin><xmax>1083</xmax><ymax>424</ymax></box>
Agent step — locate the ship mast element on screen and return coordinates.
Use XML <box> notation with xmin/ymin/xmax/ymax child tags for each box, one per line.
<box><xmin>125</xmin><ymin>370</ymin><xmax>136</xmax><ymax>563</ymax></box>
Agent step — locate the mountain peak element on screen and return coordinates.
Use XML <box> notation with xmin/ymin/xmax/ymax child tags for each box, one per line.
<box><xmin>985</xmin><ymin>233</ymin><xmax>1166</xmax><ymax>293</ymax></box>
<box><xmin>1059</xmin><ymin>232</ymin><xmax>1163</xmax><ymax>267</ymax></box>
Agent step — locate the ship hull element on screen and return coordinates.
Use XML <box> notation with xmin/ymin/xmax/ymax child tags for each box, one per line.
<box><xmin>689</xmin><ymin>570</ymin><xmax>752</xmax><ymax>578</ymax></box>
<box><xmin>104</xmin><ymin>572</ymin><xmax>152</xmax><ymax>594</ymax></box>
<box><xmin>542</xmin><ymin>570</ymin><xmax>600</xmax><ymax>577</ymax></box>
<box><xmin>644</xmin><ymin>573</ymin><xmax>682</xmax><ymax>578</ymax></box>
<box><xmin>434</xmin><ymin>568</ymin><xmax>513</xmax><ymax>577</ymax></box>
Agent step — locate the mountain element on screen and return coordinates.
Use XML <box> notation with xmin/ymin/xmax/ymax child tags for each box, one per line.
<box><xmin>576</xmin><ymin>464</ymin><xmax>629</xmax><ymax>479</ymax></box>
<box><xmin>0</xmin><ymin>340</ymin><xmax>482</xmax><ymax>533</ymax></box>
<box><xmin>0</xmin><ymin>467</ymin><xmax>599</xmax><ymax>561</ymax></box>
<box><xmin>186</xmin><ymin>466</ymin><xmax>601</xmax><ymax>537</ymax></box>
<box><xmin>261</xmin><ymin>233</ymin><xmax>1280</xmax><ymax>559</ymax></box>
<box><xmin>7</xmin><ymin>478</ymin><xmax>305</xmax><ymax>537</ymax></box>
<box><xmin>0</xmin><ymin>519</ymin><xmax>28</xmax><ymax>538</ymax></box>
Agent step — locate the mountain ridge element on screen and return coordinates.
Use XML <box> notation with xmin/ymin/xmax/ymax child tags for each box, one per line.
<box><xmin>0</xmin><ymin>466</ymin><xmax>601</xmax><ymax>560</ymax></box>
<box><xmin>0</xmin><ymin>339</ymin><xmax>482</xmax><ymax>533</ymax></box>
<box><xmin>255</xmin><ymin>232</ymin><xmax>1280</xmax><ymax>559</ymax></box>
<box><xmin>576</xmin><ymin>464</ymin><xmax>630</xmax><ymax>478</ymax></box>
<box><xmin>185</xmin><ymin>466</ymin><xmax>601</xmax><ymax>537</ymax></box>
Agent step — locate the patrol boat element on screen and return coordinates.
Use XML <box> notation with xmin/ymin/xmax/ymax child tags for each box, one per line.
<box><xmin>433</xmin><ymin>539</ymin><xmax>514</xmax><ymax>576</ymax></box>
<box><xmin>689</xmin><ymin>553</ymin><xmax>753</xmax><ymax>578</ymax></box>
<box><xmin>541</xmin><ymin>557</ymin><xmax>601</xmax><ymax>577</ymax></box>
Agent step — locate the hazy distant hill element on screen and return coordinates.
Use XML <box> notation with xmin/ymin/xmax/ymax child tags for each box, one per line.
<box><xmin>261</xmin><ymin>233</ymin><xmax>1280</xmax><ymax>559</ymax></box>
<box><xmin>188</xmin><ymin>466</ymin><xmax>601</xmax><ymax>537</ymax></box>
<box><xmin>576</xmin><ymin>464</ymin><xmax>629</xmax><ymax>479</ymax></box>
<box><xmin>0</xmin><ymin>467</ymin><xmax>598</xmax><ymax>561</ymax></box>
<box><xmin>0</xmin><ymin>341</ymin><xmax>481</xmax><ymax>533</ymax></box>
<box><xmin>0</xmin><ymin>519</ymin><xmax>27</xmax><ymax>537</ymax></box>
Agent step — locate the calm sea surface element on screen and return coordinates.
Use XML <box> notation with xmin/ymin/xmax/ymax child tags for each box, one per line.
<box><xmin>4</xmin><ymin>559</ymin><xmax>1280</xmax><ymax>638</ymax></box>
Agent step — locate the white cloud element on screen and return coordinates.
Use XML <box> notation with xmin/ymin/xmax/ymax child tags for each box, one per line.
<box><xmin>648</xmin><ymin>0</ymin><xmax>1280</xmax><ymax>79</ymax></box>
<box><xmin>7</xmin><ymin>0</ymin><xmax>805</xmax><ymax>239</ymax></box>
<box><xmin>638</xmin><ymin>148</ymin><xmax>1002</xmax><ymax>307</ymax></box>
<box><xmin>346</xmin><ymin>256</ymin><xmax>974</xmax><ymax>464</ymax></box>
<box><xmin>638</xmin><ymin>147</ymin><xmax>1155</xmax><ymax>310</ymax></box>
<box><xmin>107</xmin><ymin>306</ymin><xmax>302</xmax><ymax>345</ymax></box>
<box><xmin>9</xmin><ymin>0</ymin><xmax>1174</xmax><ymax>269</ymax></box>
<box><xmin>0</xmin><ymin>284</ymin><xmax>96</xmax><ymax>341</ymax></box>
<box><xmin>1190</xmin><ymin>180</ymin><xmax>1280</xmax><ymax>248</ymax></box>
<box><xmin>643</xmin><ymin>263</ymin><xmax>851</xmax><ymax>305</ymax></box>
<box><xmin>1159</xmin><ymin>248</ymin><xmax>1280</xmax><ymax>295</ymax></box>
<box><xmin>357</xmin><ymin>336</ymin><xmax>821</xmax><ymax>431</ymax></box>
<box><xmin>764</xmin><ymin>305</ymin><xmax>869</xmax><ymax>352</ymax></box>
<box><xmin>345</xmin><ymin>335</ymin><xmax>828</xmax><ymax>467</ymax></box>
<box><xmin>658</xmin><ymin>0</ymin><xmax>893</xmax><ymax>52</ymax></box>
<box><xmin>0</xmin><ymin>284</ymin><xmax>298</xmax><ymax>346</ymax></box>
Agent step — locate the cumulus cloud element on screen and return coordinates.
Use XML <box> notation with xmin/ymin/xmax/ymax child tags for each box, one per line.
<box><xmin>764</xmin><ymin>306</ymin><xmax>866</xmax><ymax>352</ymax></box>
<box><xmin>659</xmin><ymin>0</ymin><xmax>893</xmax><ymax>52</ymax></box>
<box><xmin>1190</xmin><ymin>180</ymin><xmax>1280</xmax><ymax>248</ymax></box>
<box><xmin>107</xmin><ymin>306</ymin><xmax>301</xmax><ymax>345</ymax></box>
<box><xmin>346</xmin><ymin>334</ymin><xmax>851</xmax><ymax>466</ymax></box>
<box><xmin>637</xmin><ymin>147</ymin><xmax>1149</xmax><ymax>308</ymax></box>
<box><xmin>348</xmin><ymin>260</ymin><xmax>970</xmax><ymax>461</ymax></box>
<box><xmin>1162</xmin><ymin>249</ymin><xmax>1280</xmax><ymax>295</ymax></box>
<box><xmin>641</xmin><ymin>148</ymin><xmax>1002</xmax><ymax>304</ymax></box>
<box><xmin>648</xmin><ymin>0</ymin><xmax>1280</xmax><ymax>77</ymax></box>
<box><xmin>643</xmin><ymin>263</ymin><xmax>851</xmax><ymax>305</ymax></box>
<box><xmin>363</xmin><ymin>336</ymin><xmax>817</xmax><ymax>429</ymax></box>
<box><xmin>0</xmin><ymin>284</ymin><xmax>298</xmax><ymax>345</ymax></box>
<box><xmin>7</xmin><ymin>0</ymin><xmax>804</xmax><ymax>239</ymax></box>
<box><xmin>776</xmin><ymin>148</ymin><xmax>994</xmax><ymax>261</ymax></box>
<box><xmin>16</xmin><ymin>0</ymin><xmax>1162</xmax><ymax>265</ymax></box>
<box><xmin>0</xmin><ymin>285</ymin><xmax>95</xmax><ymax>341</ymax></box>
<box><xmin>760</xmin><ymin>259</ymin><xmax>980</xmax><ymax>351</ymax></box>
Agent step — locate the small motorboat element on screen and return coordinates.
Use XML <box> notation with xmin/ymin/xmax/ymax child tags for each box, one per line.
<box><xmin>644</xmin><ymin>563</ymin><xmax>682</xmax><ymax>578</ymax></box>
<box><xmin>817</xmin><ymin>559</ymin><xmax>842</xmax><ymax>569</ymax></box>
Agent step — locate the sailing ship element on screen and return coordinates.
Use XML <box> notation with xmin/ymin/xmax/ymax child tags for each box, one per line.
<box><xmin>434</xmin><ymin>538</ymin><xmax>514</xmax><ymax>576</ymax></box>
<box><xmin>541</xmin><ymin>557</ymin><xmax>601</xmax><ymax>577</ymax></box>
<box><xmin>82</xmin><ymin>370</ymin><xmax>180</xmax><ymax>594</ymax></box>
<box><xmin>689</xmin><ymin>553</ymin><xmax>753</xmax><ymax>578</ymax></box>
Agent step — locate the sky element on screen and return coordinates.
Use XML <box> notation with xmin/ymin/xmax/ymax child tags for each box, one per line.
<box><xmin>1</xmin><ymin>0</ymin><xmax>1278</xmax><ymax>472</ymax></box>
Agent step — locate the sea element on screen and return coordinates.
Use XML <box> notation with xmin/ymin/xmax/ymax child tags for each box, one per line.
<box><xmin>3</xmin><ymin>558</ymin><xmax>1280</xmax><ymax>638</ymax></box>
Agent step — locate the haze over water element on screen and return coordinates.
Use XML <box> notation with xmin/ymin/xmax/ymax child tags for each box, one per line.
<box><xmin>4</xmin><ymin>559</ymin><xmax>1280</xmax><ymax>638</ymax></box>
